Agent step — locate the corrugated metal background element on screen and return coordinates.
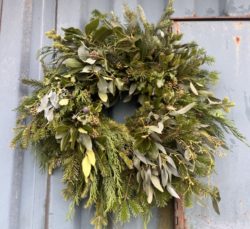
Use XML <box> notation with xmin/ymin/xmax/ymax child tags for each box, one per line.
<box><xmin>173</xmin><ymin>0</ymin><xmax>250</xmax><ymax>17</ymax></box>
<box><xmin>0</xmin><ymin>1</ymin><xmax>250</xmax><ymax>229</ymax></box>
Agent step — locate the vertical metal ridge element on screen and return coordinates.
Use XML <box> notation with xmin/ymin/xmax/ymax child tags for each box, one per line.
<box><xmin>44</xmin><ymin>1</ymin><xmax>58</xmax><ymax>228</ymax></box>
<box><xmin>8</xmin><ymin>0</ymin><xmax>33</xmax><ymax>228</ymax></box>
<box><xmin>55</xmin><ymin>0</ymin><xmax>58</xmax><ymax>32</ymax></box>
<box><xmin>0</xmin><ymin>0</ymin><xmax>3</xmax><ymax>32</ymax></box>
<box><xmin>44</xmin><ymin>174</ymin><xmax>51</xmax><ymax>229</ymax></box>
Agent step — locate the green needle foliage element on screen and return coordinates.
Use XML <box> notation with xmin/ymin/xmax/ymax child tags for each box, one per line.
<box><xmin>12</xmin><ymin>2</ymin><xmax>246</xmax><ymax>228</ymax></box>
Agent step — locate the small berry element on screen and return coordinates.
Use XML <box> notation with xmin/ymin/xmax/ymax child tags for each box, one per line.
<box><xmin>83</xmin><ymin>107</ymin><xmax>90</xmax><ymax>114</ymax></box>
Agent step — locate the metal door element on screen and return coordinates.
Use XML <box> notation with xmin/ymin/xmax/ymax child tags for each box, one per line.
<box><xmin>1</xmin><ymin>1</ymin><xmax>250</xmax><ymax>229</ymax></box>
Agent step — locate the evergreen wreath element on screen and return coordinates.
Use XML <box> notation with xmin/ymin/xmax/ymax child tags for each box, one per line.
<box><xmin>12</xmin><ymin>2</ymin><xmax>246</xmax><ymax>228</ymax></box>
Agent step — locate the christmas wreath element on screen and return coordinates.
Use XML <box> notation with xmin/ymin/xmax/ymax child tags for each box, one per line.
<box><xmin>12</xmin><ymin>2</ymin><xmax>246</xmax><ymax>228</ymax></box>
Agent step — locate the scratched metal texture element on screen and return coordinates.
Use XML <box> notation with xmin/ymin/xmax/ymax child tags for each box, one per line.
<box><xmin>175</xmin><ymin>21</ymin><xmax>250</xmax><ymax>229</ymax></box>
<box><xmin>0</xmin><ymin>0</ymin><xmax>250</xmax><ymax>229</ymax></box>
<box><xmin>173</xmin><ymin>0</ymin><xmax>250</xmax><ymax>17</ymax></box>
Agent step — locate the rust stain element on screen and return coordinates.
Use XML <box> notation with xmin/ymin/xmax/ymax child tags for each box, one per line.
<box><xmin>173</xmin><ymin>21</ymin><xmax>181</xmax><ymax>34</ymax></box>
<box><xmin>233</xmin><ymin>22</ymin><xmax>244</xmax><ymax>30</ymax></box>
<box><xmin>234</xmin><ymin>36</ymin><xmax>241</xmax><ymax>46</ymax></box>
<box><xmin>175</xmin><ymin>198</ymin><xmax>188</xmax><ymax>229</ymax></box>
<box><xmin>44</xmin><ymin>174</ymin><xmax>51</xmax><ymax>229</ymax></box>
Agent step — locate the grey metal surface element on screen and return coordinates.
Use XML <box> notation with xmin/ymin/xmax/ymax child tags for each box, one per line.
<box><xmin>173</xmin><ymin>0</ymin><xmax>250</xmax><ymax>17</ymax></box>
<box><xmin>176</xmin><ymin>21</ymin><xmax>250</xmax><ymax>229</ymax></box>
<box><xmin>1</xmin><ymin>0</ymin><xmax>250</xmax><ymax>229</ymax></box>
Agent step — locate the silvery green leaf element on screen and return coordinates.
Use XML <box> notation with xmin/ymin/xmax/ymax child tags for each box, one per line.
<box><xmin>81</xmin><ymin>134</ymin><xmax>92</xmax><ymax>150</ymax></box>
<box><xmin>167</xmin><ymin>184</ymin><xmax>180</xmax><ymax>199</ymax></box>
<box><xmin>169</xmin><ymin>102</ymin><xmax>196</xmax><ymax>116</ymax></box>
<box><xmin>158</xmin><ymin>155</ymin><xmax>162</xmax><ymax>168</ymax></box>
<box><xmin>212</xmin><ymin>198</ymin><xmax>220</xmax><ymax>215</ymax></box>
<box><xmin>166</xmin><ymin>156</ymin><xmax>177</xmax><ymax>169</ymax></box>
<box><xmin>44</xmin><ymin>106</ymin><xmax>54</xmax><ymax>122</ymax></box>
<box><xmin>184</xmin><ymin>149</ymin><xmax>191</xmax><ymax>160</ymax></box>
<box><xmin>134</xmin><ymin>151</ymin><xmax>154</xmax><ymax>165</ymax></box>
<box><xmin>151</xmin><ymin>168</ymin><xmax>159</xmax><ymax>176</ymax></box>
<box><xmin>84</xmin><ymin>58</ymin><xmax>96</xmax><ymax>65</ymax></box>
<box><xmin>63</xmin><ymin>58</ymin><xmax>82</xmax><ymax>68</ymax></box>
<box><xmin>208</xmin><ymin>98</ymin><xmax>222</xmax><ymax>105</ymax></box>
<box><xmin>98</xmin><ymin>92</ymin><xmax>108</xmax><ymax>102</ymax></box>
<box><xmin>163</xmin><ymin>164</ymin><xmax>172</xmax><ymax>182</ymax></box>
<box><xmin>137</xmin><ymin>5</ymin><xmax>147</xmax><ymax>26</ymax></box>
<box><xmin>190</xmin><ymin>82</ymin><xmax>199</xmax><ymax>95</ymax></box>
<box><xmin>146</xmin><ymin>184</ymin><xmax>153</xmax><ymax>204</ymax></box>
<box><xmin>93</xmin><ymin>66</ymin><xmax>102</xmax><ymax>73</ymax></box>
<box><xmin>115</xmin><ymin>78</ymin><xmax>124</xmax><ymax>90</ymax></box>
<box><xmin>136</xmin><ymin>172</ymin><xmax>141</xmax><ymax>183</ymax></box>
<box><xmin>151</xmin><ymin>175</ymin><xmax>164</xmax><ymax>192</ymax></box>
<box><xmin>150</xmin><ymin>132</ymin><xmax>162</xmax><ymax>143</ymax></box>
<box><xmin>37</xmin><ymin>94</ymin><xmax>49</xmax><ymax>112</ymax></box>
<box><xmin>55</xmin><ymin>132</ymin><xmax>66</xmax><ymax>140</ymax></box>
<box><xmin>79</xmin><ymin>134</ymin><xmax>92</xmax><ymax>150</ymax></box>
<box><xmin>161</xmin><ymin>168</ymin><xmax>168</xmax><ymax>187</ymax></box>
<box><xmin>82</xmin><ymin>65</ymin><xmax>92</xmax><ymax>73</ymax></box>
<box><xmin>49</xmin><ymin>91</ymin><xmax>59</xmax><ymax>109</ymax></box>
<box><xmin>133</xmin><ymin>157</ymin><xmax>141</xmax><ymax>170</ymax></box>
<box><xmin>145</xmin><ymin>167</ymin><xmax>151</xmax><ymax>185</ymax></box>
<box><xmin>108</xmin><ymin>81</ymin><xmax>115</xmax><ymax>95</ymax></box>
<box><xmin>155</xmin><ymin>142</ymin><xmax>166</xmax><ymax>154</ymax></box>
<box><xmin>157</xmin><ymin>29</ymin><xmax>164</xmax><ymax>38</ymax></box>
<box><xmin>148</xmin><ymin>121</ymin><xmax>164</xmax><ymax>134</ymax></box>
<box><xmin>167</xmin><ymin>165</ymin><xmax>180</xmax><ymax>177</ymax></box>
<box><xmin>141</xmin><ymin>169</ymin><xmax>145</xmax><ymax>180</ymax></box>
<box><xmin>97</xmin><ymin>77</ymin><xmax>108</xmax><ymax>93</ymax></box>
<box><xmin>199</xmin><ymin>90</ymin><xmax>214</xmax><ymax>97</ymax></box>
<box><xmin>134</xmin><ymin>151</ymin><xmax>148</xmax><ymax>165</ymax></box>
<box><xmin>78</xmin><ymin>45</ymin><xmax>89</xmax><ymax>61</ymax></box>
<box><xmin>129</xmin><ymin>83</ymin><xmax>137</xmax><ymax>95</ymax></box>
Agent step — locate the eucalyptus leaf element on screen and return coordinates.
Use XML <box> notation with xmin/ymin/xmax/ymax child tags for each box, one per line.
<box><xmin>98</xmin><ymin>92</ymin><xmax>108</xmax><ymax>102</ymax></box>
<box><xmin>78</xmin><ymin>45</ymin><xmax>89</xmax><ymax>61</ymax></box>
<box><xmin>82</xmin><ymin>65</ymin><xmax>92</xmax><ymax>73</ymax></box>
<box><xmin>63</xmin><ymin>58</ymin><xmax>83</xmax><ymax>68</ymax></box>
<box><xmin>212</xmin><ymin>198</ymin><xmax>220</xmax><ymax>215</ymax></box>
<box><xmin>85</xmin><ymin>58</ymin><xmax>96</xmax><ymax>65</ymax></box>
<box><xmin>190</xmin><ymin>82</ymin><xmax>199</xmax><ymax>95</ymax></box>
<box><xmin>81</xmin><ymin>134</ymin><xmax>92</xmax><ymax>150</ymax></box>
<box><xmin>169</xmin><ymin>102</ymin><xmax>196</xmax><ymax>116</ymax></box>
<box><xmin>167</xmin><ymin>185</ymin><xmax>180</xmax><ymax>199</ymax></box>
<box><xmin>129</xmin><ymin>83</ymin><xmax>137</xmax><ymax>95</ymax></box>
<box><xmin>97</xmin><ymin>77</ymin><xmax>108</xmax><ymax>93</ymax></box>
<box><xmin>151</xmin><ymin>175</ymin><xmax>164</xmax><ymax>192</ymax></box>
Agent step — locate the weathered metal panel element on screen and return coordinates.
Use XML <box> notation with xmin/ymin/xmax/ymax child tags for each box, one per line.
<box><xmin>1</xmin><ymin>1</ymin><xmax>250</xmax><ymax>229</ymax></box>
<box><xmin>175</xmin><ymin>21</ymin><xmax>250</xmax><ymax>229</ymax></box>
<box><xmin>0</xmin><ymin>0</ymin><xmax>33</xmax><ymax>228</ymax></box>
<box><xmin>173</xmin><ymin>0</ymin><xmax>250</xmax><ymax>17</ymax></box>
